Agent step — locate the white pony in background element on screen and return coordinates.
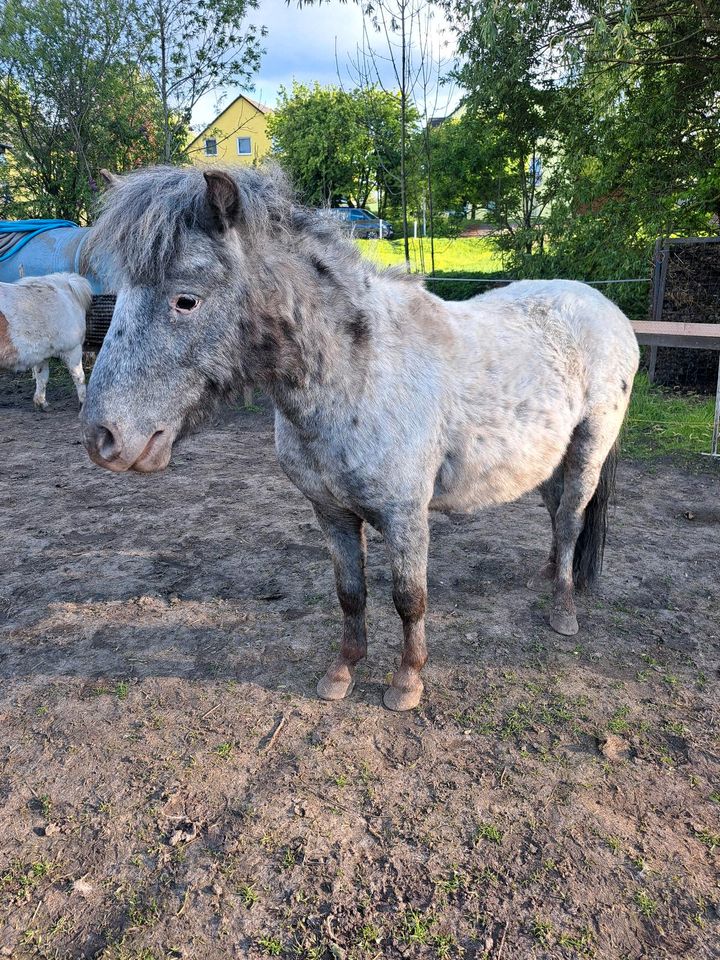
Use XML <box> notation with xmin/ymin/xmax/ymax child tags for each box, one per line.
<box><xmin>0</xmin><ymin>272</ymin><xmax>92</xmax><ymax>409</ymax></box>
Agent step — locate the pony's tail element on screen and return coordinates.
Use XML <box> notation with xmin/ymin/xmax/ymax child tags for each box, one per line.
<box><xmin>573</xmin><ymin>441</ymin><xmax>618</xmax><ymax>590</ymax></box>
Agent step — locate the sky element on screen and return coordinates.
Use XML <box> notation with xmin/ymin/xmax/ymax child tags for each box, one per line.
<box><xmin>191</xmin><ymin>0</ymin><xmax>460</xmax><ymax>132</ymax></box>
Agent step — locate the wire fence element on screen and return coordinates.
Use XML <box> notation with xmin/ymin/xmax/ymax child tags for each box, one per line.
<box><xmin>422</xmin><ymin>276</ymin><xmax>650</xmax><ymax>285</ymax></box>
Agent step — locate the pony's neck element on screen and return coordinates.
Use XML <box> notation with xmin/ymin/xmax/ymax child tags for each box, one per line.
<box><xmin>244</xmin><ymin>245</ymin><xmax>378</xmax><ymax>427</ymax></box>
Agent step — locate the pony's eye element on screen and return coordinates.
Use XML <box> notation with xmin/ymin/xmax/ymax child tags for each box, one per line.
<box><xmin>172</xmin><ymin>294</ymin><xmax>200</xmax><ymax>313</ymax></box>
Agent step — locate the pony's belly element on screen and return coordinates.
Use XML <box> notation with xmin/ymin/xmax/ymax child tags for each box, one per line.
<box><xmin>430</xmin><ymin>445</ymin><xmax>564</xmax><ymax>512</ymax></box>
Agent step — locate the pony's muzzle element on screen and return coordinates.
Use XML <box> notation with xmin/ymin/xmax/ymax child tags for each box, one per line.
<box><xmin>82</xmin><ymin>419</ymin><xmax>173</xmax><ymax>473</ymax></box>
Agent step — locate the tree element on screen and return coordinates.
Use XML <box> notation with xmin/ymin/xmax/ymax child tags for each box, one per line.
<box><xmin>429</xmin><ymin>112</ymin><xmax>499</xmax><ymax>220</ymax></box>
<box><xmin>440</xmin><ymin>0</ymin><xmax>720</xmax><ymax>278</ymax></box>
<box><xmin>268</xmin><ymin>82</ymin><xmax>405</xmax><ymax>209</ymax></box>
<box><xmin>132</xmin><ymin>0</ymin><xmax>266</xmax><ymax>163</ymax></box>
<box><xmin>0</xmin><ymin>0</ymin><xmax>169</xmax><ymax>221</ymax></box>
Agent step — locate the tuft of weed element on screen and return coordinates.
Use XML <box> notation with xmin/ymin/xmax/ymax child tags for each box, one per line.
<box><xmin>633</xmin><ymin>889</ymin><xmax>658</xmax><ymax>918</ymax></box>
<box><xmin>257</xmin><ymin>934</ymin><xmax>283</xmax><ymax>956</ymax></box>
<box><xmin>474</xmin><ymin>822</ymin><xmax>503</xmax><ymax>845</ymax></box>
<box><xmin>399</xmin><ymin>908</ymin><xmax>435</xmax><ymax>945</ymax></box>
<box><xmin>531</xmin><ymin>916</ymin><xmax>554</xmax><ymax>946</ymax></box>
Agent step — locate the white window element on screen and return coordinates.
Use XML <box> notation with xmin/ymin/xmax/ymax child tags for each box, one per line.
<box><xmin>237</xmin><ymin>137</ymin><xmax>252</xmax><ymax>156</ymax></box>
<box><xmin>204</xmin><ymin>138</ymin><xmax>218</xmax><ymax>156</ymax></box>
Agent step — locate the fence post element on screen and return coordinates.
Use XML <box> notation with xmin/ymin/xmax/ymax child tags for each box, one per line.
<box><xmin>648</xmin><ymin>345</ymin><xmax>658</xmax><ymax>383</ymax></box>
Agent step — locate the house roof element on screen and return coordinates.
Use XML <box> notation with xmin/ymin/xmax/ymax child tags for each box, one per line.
<box><xmin>189</xmin><ymin>92</ymin><xmax>272</xmax><ymax>144</ymax></box>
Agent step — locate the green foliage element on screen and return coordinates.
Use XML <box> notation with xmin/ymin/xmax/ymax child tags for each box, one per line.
<box><xmin>0</xmin><ymin>0</ymin><xmax>264</xmax><ymax>218</ymax></box>
<box><xmin>440</xmin><ymin>0</ymin><xmax>720</xmax><ymax>281</ymax></box>
<box><xmin>0</xmin><ymin>0</ymin><xmax>173</xmax><ymax>220</ymax></box>
<box><xmin>268</xmin><ymin>82</ymin><xmax>410</xmax><ymax>211</ymax></box>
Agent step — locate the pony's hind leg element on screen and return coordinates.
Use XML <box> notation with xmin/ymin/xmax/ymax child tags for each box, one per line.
<box><xmin>383</xmin><ymin>513</ymin><xmax>429</xmax><ymax>711</ymax></box>
<box><xmin>61</xmin><ymin>345</ymin><xmax>86</xmax><ymax>407</ymax></box>
<box><xmin>315</xmin><ymin>507</ymin><xmax>367</xmax><ymax>701</ymax></box>
<box><xmin>550</xmin><ymin>419</ymin><xmax>617</xmax><ymax>636</ymax></box>
<box><xmin>32</xmin><ymin>361</ymin><xmax>50</xmax><ymax>411</ymax></box>
<box><xmin>528</xmin><ymin>466</ymin><xmax>563</xmax><ymax>588</ymax></box>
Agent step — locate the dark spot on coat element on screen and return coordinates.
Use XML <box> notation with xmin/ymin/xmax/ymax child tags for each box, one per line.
<box><xmin>351</xmin><ymin>415</ymin><xmax>359</xmax><ymax>427</ymax></box>
<box><xmin>113</xmin><ymin>326</ymin><xmax>125</xmax><ymax>340</ymax></box>
<box><xmin>347</xmin><ymin>311</ymin><xmax>370</xmax><ymax>345</ymax></box>
<box><xmin>310</xmin><ymin>256</ymin><xmax>332</xmax><ymax>279</ymax></box>
<box><xmin>621</xmin><ymin>379</ymin><xmax>628</xmax><ymax>393</ymax></box>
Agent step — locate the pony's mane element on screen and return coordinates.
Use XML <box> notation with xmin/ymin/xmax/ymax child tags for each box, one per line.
<box><xmin>87</xmin><ymin>164</ymin><xmax>339</xmax><ymax>285</ymax></box>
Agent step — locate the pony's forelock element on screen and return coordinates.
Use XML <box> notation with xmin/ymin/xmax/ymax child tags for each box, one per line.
<box><xmin>87</xmin><ymin>164</ymin><xmax>295</xmax><ymax>286</ymax></box>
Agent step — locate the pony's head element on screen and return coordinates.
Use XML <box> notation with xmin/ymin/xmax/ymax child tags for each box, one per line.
<box><xmin>81</xmin><ymin>164</ymin><xmax>297</xmax><ymax>472</ymax></box>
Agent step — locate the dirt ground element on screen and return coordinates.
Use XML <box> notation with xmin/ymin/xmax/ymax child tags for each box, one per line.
<box><xmin>1</xmin><ymin>368</ymin><xmax>719</xmax><ymax>960</ymax></box>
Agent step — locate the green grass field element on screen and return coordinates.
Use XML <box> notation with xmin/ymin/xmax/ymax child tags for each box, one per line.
<box><xmin>624</xmin><ymin>373</ymin><xmax>717</xmax><ymax>459</ymax></box>
<box><xmin>358</xmin><ymin>236</ymin><xmax>502</xmax><ymax>273</ymax></box>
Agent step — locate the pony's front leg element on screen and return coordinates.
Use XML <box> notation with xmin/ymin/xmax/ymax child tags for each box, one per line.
<box><xmin>314</xmin><ymin>506</ymin><xmax>367</xmax><ymax>701</ymax></box>
<box><xmin>383</xmin><ymin>514</ymin><xmax>429</xmax><ymax>712</ymax></box>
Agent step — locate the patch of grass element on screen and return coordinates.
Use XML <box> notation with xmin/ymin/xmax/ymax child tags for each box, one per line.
<box><xmin>33</xmin><ymin>793</ymin><xmax>53</xmax><ymax>819</ymax></box>
<box><xmin>215</xmin><ymin>742</ymin><xmax>233</xmax><ymax>760</ymax></box>
<box><xmin>281</xmin><ymin>846</ymin><xmax>297</xmax><ymax>869</ymax></box>
<box><xmin>115</xmin><ymin>681</ymin><xmax>130</xmax><ymax>700</ymax></box>
<box><xmin>663</xmin><ymin>719</ymin><xmax>686</xmax><ymax>735</ymax></box>
<box><xmin>531</xmin><ymin>916</ymin><xmax>554</xmax><ymax>946</ymax></box>
<box><xmin>127</xmin><ymin>893</ymin><xmax>159</xmax><ymax>927</ymax></box>
<box><xmin>399</xmin><ymin>908</ymin><xmax>435</xmax><ymax>945</ymax></box>
<box><xmin>608</xmin><ymin>706</ymin><xmax>631</xmax><ymax>734</ymax></box>
<box><xmin>695</xmin><ymin>828</ymin><xmax>720</xmax><ymax>852</ymax></box>
<box><xmin>357</xmin><ymin>922</ymin><xmax>382</xmax><ymax>951</ymax></box>
<box><xmin>634</xmin><ymin>889</ymin><xmax>658</xmax><ymax>918</ymax></box>
<box><xmin>623</xmin><ymin>372</ymin><xmax>716</xmax><ymax>459</ymax></box>
<box><xmin>358</xmin><ymin>236</ymin><xmax>501</xmax><ymax>274</ymax></box>
<box><xmin>434</xmin><ymin>867</ymin><xmax>465</xmax><ymax>896</ymax></box>
<box><xmin>605</xmin><ymin>835</ymin><xmax>622</xmax><ymax>855</ymax></box>
<box><xmin>558</xmin><ymin>926</ymin><xmax>594</xmax><ymax>954</ymax></box>
<box><xmin>474</xmin><ymin>822</ymin><xmax>503</xmax><ymax>844</ymax></box>
<box><xmin>257</xmin><ymin>934</ymin><xmax>283</xmax><ymax>956</ymax></box>
<box><xmin>433</xmin><ymin>931</ymin><xmax>463</xmax><ymax>958</ymax></box>
<box><xmin>1</xmin><ymin>858</ymin><xmax>54</xmax><ymax>899</ymax></box>
<box><xmin>501</xmin><ymin>703</ymin><xmax>532</xmax><ymax>738</ymax></box>
<box><xmin>238</xmin><ymin>882</ymin><xmax>259</xmax><ymax>907</ymax></box>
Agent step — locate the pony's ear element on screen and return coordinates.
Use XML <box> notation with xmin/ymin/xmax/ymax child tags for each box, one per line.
<box><xmin>204</xmin><ymin>170</ymin><xmax>240</xmax><ymax>229</ymax></box>
<box><xmin>99</xmin><ymin>168</ymin><xmax>120</xmax><ymax>188</ymax></box>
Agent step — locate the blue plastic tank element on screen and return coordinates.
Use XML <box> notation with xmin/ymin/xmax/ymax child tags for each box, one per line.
<box><xmin>0</xmin><ymin>220</ymin><xmax>115</xmax><ymax>346</ymax></box>
<box><xmin>0</xmin><ymin>222</ymin><xmax>110</xmax><ymax>293</ymax></box>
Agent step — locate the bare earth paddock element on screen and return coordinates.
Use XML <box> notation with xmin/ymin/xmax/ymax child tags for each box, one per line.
<box><xmin>1</xmin><ymin>370</ymin><xmax>719</xmax><ymax>960</ymax></box>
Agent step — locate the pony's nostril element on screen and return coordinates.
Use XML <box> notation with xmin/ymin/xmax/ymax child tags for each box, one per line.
<box><xmin>85</xmin><ymin>422</ymin><xmax>121</xmax><ymax>462</ymax></box>
<box><xmin>97</xmin><ymin>425</ymin><xmax>118</xmax><ymax>461</ymax></box>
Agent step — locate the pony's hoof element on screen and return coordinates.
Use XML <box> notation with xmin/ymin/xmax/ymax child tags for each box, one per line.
<box><xmin>34</xmin><ymin>402</ymin><xmax>49</xmax><ymax>412</ymax></box>
<box><xmin>317</xmin><ymin>670</ymin><xmax>355</xmax><ymax>701</ymax></box>
<box><xmin>383</xmin><ymin>680</ymin><xmax>424</xmax><ymax>712</ymax></box>
<box><xmin>527</xmin><ymin>561</ymin><xmax>556</xmax><ymax>589</ymax></box>
<box><xmin>549</xmin><ymin>608</ymin><xmax>579</xmax><ymax>636</ymax></box>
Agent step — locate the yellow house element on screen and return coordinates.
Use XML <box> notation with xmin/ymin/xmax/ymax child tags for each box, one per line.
<box><xmin>187</xmin><ymin>94</ymin><xmax>271</xmax><ymax>167</ymax></box>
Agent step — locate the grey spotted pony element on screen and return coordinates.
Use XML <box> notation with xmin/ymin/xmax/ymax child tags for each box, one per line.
<box><xmin>81</xmin><ymin>165</ymin><xmax>639</xmax><ymax>711</ymax></box>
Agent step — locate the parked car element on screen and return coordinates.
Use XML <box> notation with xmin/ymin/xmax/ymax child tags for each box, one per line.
<box><xmin>319</xmin><ymin>207</ymin><xmax>394</xmax><ymax>239</ymax></box>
